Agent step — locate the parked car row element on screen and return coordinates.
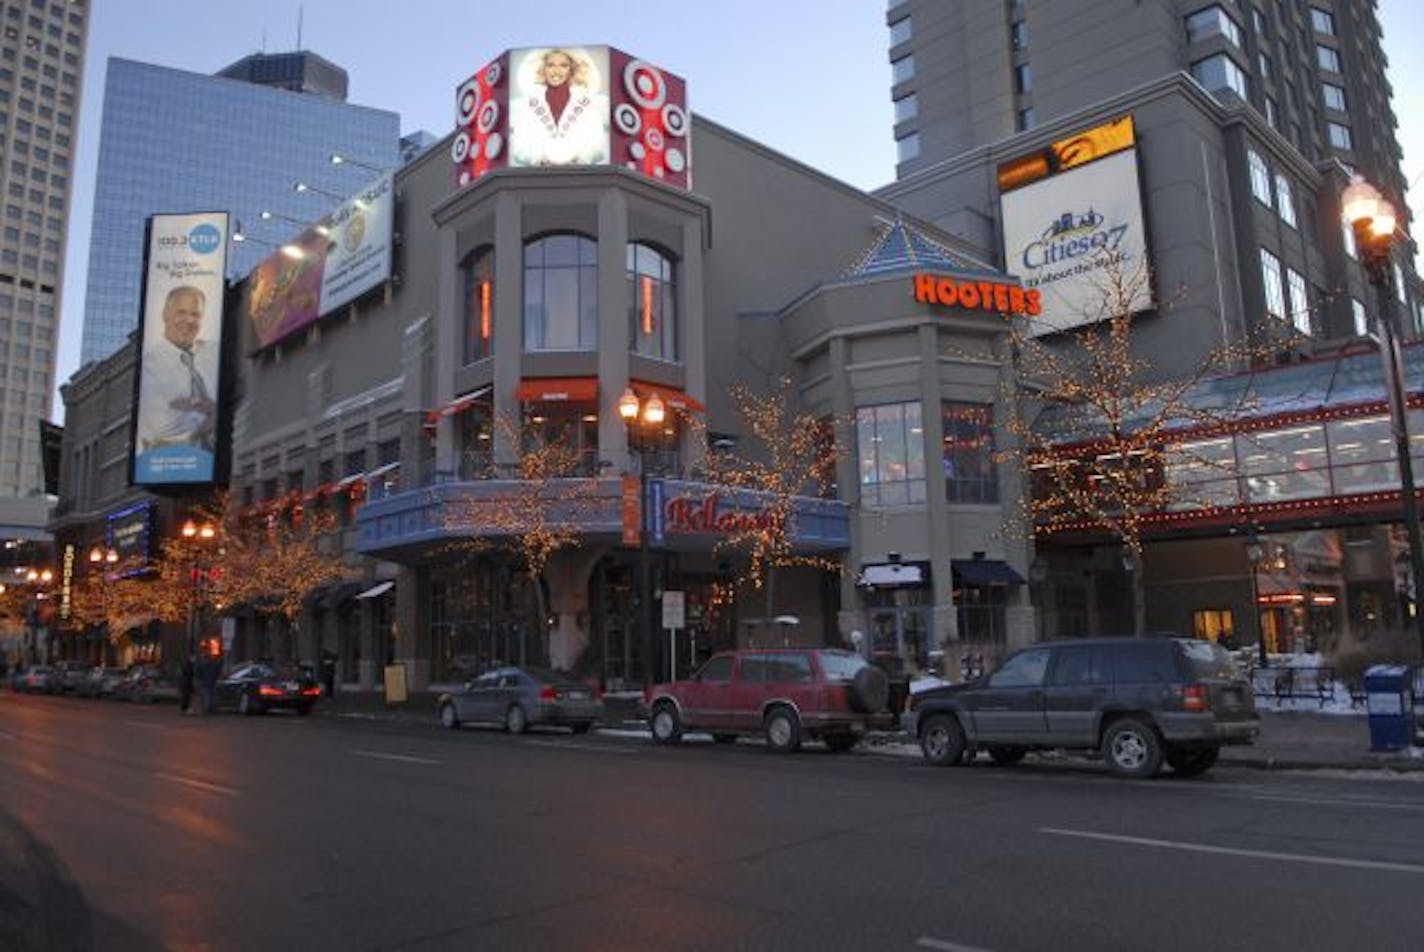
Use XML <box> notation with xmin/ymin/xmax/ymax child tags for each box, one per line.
<box><xmin>6</xmin><ymin>660</ymin><xmax>322</xmax><ymax>716</ymax></box>
<box><xmin>636</xmin><ymin>638</ymin><xmax>1256</xmax><ymax>778</ymax></box>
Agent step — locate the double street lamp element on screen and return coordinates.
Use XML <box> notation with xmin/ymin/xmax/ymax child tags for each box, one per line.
<box><xmin>1341</xmin><ymin>176</ymin><xmax>1424</xmax><ymax>653</ymax></box>
<box><xmin>89</xmin><ymin>546</ymin><xmax>117</xmax><ymax>664</ymax></box>
<box><xmin>181</xmin><ymin>519</ymin><xmax>217</xmax><ymax>659</ymax></box>
<box><xmin>23</xmin><ymin>567</ymin><xmax>53</xmax><ymax>664</ymax></box>
<box><xmin>619</xmin><ymin>387</ymin><xmax>666</xmax><ymax>687</ymax></box>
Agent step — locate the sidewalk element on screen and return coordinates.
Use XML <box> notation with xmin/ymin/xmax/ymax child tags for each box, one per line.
<box><xmin>320</xmin><ymin>688</ymin><xmax>1424</xmax><ymax>772</ymax></box>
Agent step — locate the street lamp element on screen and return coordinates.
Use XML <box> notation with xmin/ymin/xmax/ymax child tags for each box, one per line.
<box><xmin>330</xmin><ymin>152</ymin><xmax>390</xmax><ymax>174</ymax></box>
<box><xmin>619</xmin><ymin>387</ymin><xmax>666</xmax><ymax>685</ymax></box>
<box><xmin>1342</xmin><ymin>176</ymin><xmax>1424</xmax><ymax>653</ymax></box>
<box><xmin>231</xmin><ymin>224</ymin><xmax>306</xmax><ymax>260</ymax></box>
<box><xmin>23</xmin><ymin>567</ymin><xmax>53</xmax><ymax>664</ymax></box>
<box><xmin>181</xmin><ymin>519</ymin><xmax>217</xmax><ymax>659</ymax></box>
<box><xmin>88</xmin><ymin>546</ymin><xmax>118</xmax><ymax>665</ymax></box>
<box><xmin>1244</xmin><ymin>529</ymin><xmax>1268</xmax><ymax>668</ymax></box>
<box><xmin>292</xmin><ymin>181</ymin><xmax>348</xmax><ymax>202</ymax></box>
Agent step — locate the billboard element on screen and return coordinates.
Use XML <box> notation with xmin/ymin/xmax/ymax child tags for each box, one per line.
<box><xmin>452</xmin><ymin>46</ymin><xmax>689</xmax><ymax>190</ymax></box>
<box><xmin>999</xmin><ymin>127</ymin><xmax>1151</xmax><ymax>336</ymax></box>
<box><xmin>246</xmin><ymin>173</ymin><xmax>394</xmax><ymax>350</ymax></box>
<box><xmin>132</xmin><ymin>212</ymin><xmax>229</xmax><ymax>486</ymax></box>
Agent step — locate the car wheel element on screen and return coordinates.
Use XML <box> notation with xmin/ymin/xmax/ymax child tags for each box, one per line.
<box><xmin>919</xmin><ymin>713</ymin><xmax>968</xmax><ymax>767</ymax></box>
<box><xmin>764</xmin><ymin>707</ymin><xmax>801</xmax><ymax>754</ymax></box>
<box><xmin>570</xmin><ymin>722</ymin><xmax>592</xmax><ymax>735</ymax></box>
<box><xmin>987</xmin><ymin>746</ymin><xmax>1026</xmax><ymax>766</ymax></box>
<box><xmin>650</xmin><ymin>702</ymin><xmax>682</xmax><ymax>745</ymax></box>
<box><xmin>439</xmin><ymin>702</ymin><xmax>460</xmax><ymax>730</ymax></box>
<box><xmin>1166</xmin><ymin>746</ymin><xmax>1219</xmax><ymax>777</ymax></box>
<box><xmin>712</xmin><ymin>733</ymin><xmax>737</xmax><ymax>744</ymax></box>
<box><xmin>504</xmin><ymin>704</ymin><xmax>528</xmax><ymax>735</ymax></box>
<box><xmin>1102</xmin><ymin>717</ymin><xmax>1164</xmax><ymax>778</ymax></box>
<box><xmin>238</xmin><ymin>692</ymin><xmax>259</xmax><ymax>716</ymax></box>
<box><xmin>824</xmin><ymin>733</ymin><xmax>858</xmax><ymax>753</ymax></box>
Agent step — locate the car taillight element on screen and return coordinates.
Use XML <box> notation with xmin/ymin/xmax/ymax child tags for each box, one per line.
<box><xmin>301</xmin><ymin>687</ymin><xmax>321</xmax><ymax>696</ymax></box>
<box><xmin>258</xmin><ymin>685</ymin><xmax>284</xmax><ymax>697</ymax></box>
<box><xmin>539</xmin><ymin>685</ymin><xmax>557</xmax><ymax>700</ymax></box>
<box><xmin>1181</xmin><ymin>682</ymin><xmax>1209</xmax><ymax>713</ymax></box>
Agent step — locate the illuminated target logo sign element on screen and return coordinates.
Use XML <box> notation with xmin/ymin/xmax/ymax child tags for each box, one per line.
<box><xmin>452</xmin><ymin>46</ymin><xmax>691</xmax><ymax>191</ymax></box>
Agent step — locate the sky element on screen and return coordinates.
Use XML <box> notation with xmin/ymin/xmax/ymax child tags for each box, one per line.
<box><xmin>50</xmin><ymin>0</ymin><xmax>1424</xmax><ymax>416</ymax></box>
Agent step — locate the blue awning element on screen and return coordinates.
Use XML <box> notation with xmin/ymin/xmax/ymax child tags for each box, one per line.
<box><xmin>952</xmin><ymin>559</ymin><xmax>1025</xmax><ymax>586</ymax></box>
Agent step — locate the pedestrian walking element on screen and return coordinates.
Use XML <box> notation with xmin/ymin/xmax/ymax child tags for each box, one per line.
<box><xmin>179</xmin><ymin>654</ymin><xmax>195</xmax><ymax>712</ymax></box>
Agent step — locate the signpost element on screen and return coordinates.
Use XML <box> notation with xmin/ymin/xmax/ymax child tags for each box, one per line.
<box><xmin>662</xmin><ymin>590</ymin><xmax>685</xmax><ymax>681</ymax></box>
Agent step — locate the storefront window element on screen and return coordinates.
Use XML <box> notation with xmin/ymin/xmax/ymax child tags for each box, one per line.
<box><xmin>461</xmin><ymin>245</ymin><xmax>494</xmax><ymax>363</ymax></box>
<box><xmin>524</xmin><ymin>233</ymin><xmax>597</xmax><ymax>352</ymax></box>
<box><xmin>857</xmin><ymin>401</ymin><xmax>925</xmax><ymax>507</ymax></box>
<box><xmin>942</xmin><ymin>401</ymin><xmax>997</xmax><ymax>503</ymax></box>
<box><xmin>458</xmin><ymin>402</ymin><xmax>494</xmax><ymax>479</ymax></box>
<box><xmin>1192</xmin><ymin>608</ymin><xmax>1235</xmax><ymax>644</ymax></box>
<box><xmin>525</xmin><ymin>406</ymin><xmax>600</xmax><ymax>476</ymax></box>
<box><xmin>958</xmin><ymin>584</ymin><xmax>1007</xmax><ymax>646</ymax></box>
<box><xmin>1165</xmin><ymin>437</ymin><xmax>1239</xmax><ymax>509</ymax></box>
<box><xmin>1327</xmin><ymin>415</ymin><xmax>1397</xmax><ymax>494</ymax></box>
<box><xmin>1238</xmin><ymin>424</ymin><xmax>1329</xmax><ymax>502</ymax></box>
<box><xmin>627</xmin><ymin>242</ymin><xmax>676</xmax><ymax>361</ymax></box>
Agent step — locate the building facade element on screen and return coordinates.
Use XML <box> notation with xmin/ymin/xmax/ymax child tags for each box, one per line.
<box><xmin>0</xmin><ymin>0</ymin><xmax>88</xmax><ymax>499</ymax></box>
<box><xmin>79</xmin><ymin>54</ymin><xmax>401</xmax><ymax>364</ymax></box>
<box><xmin>883</xmin><ymin>1</ymin><xmax>1424</xmax><ymax>653</ymax></box>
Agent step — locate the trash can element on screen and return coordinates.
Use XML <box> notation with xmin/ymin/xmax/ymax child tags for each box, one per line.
<box><xmin>1363</xmin><ymin>664</ymin><xmax>1415</xmax><ymax>751</ymax></box>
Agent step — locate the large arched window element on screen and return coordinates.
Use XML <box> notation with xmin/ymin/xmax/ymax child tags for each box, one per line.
<box><xmin>627</xmin><ymin>242</ymin><xmax>677</xmax><ymax>360</ymax></box>
<box><xmin>461</xmin><ymin>245</ymin><xmax>494</xmax><ymax>363</ymax></box>
<box><xmin>523</xmin><ymin>233</ymin><xmax>597</xmax><ymax>351</ymax></box>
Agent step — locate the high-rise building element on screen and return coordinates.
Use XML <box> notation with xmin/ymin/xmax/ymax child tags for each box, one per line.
<box><xmin>79</xmin><ymin>54</ymin><xmax>401</xmax><ymax>364</ymax></box>
<box><xmin>881</xmin><ymin>0</ymin><xmax>1421</xmax><ymax>377</ymax></box>
<box><xmin>0</xmin><ymin>0</ymin><xmax>88</xmax><ymax>499</ymax></box>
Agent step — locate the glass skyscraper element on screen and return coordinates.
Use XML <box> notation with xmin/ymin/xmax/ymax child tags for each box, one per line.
<box><xmin>0</xmin><ymin>0</ymin><xmax>88</xmax><ymax>499</ymax></box>
<box><xmin>80</xmin><ymin>56</ymin><xmax>400</xmax><ymax>364</ymax></box>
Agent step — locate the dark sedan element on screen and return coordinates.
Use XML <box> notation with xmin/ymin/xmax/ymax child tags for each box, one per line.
<box><xmin>438</xmin><ymin>666</ymin><xmax>603</xmax><ymax>734</ymax></box>
<box><xmin>215</xmin><ymin>662</ymin><xmax>321</xmax><ymax>716</ymax></box>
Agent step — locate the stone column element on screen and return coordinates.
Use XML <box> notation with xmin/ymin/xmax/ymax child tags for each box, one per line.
<box><xmin>358</xmin><ymin>596</ymin><xmax>378</xmax><ymax>690</ymax></box>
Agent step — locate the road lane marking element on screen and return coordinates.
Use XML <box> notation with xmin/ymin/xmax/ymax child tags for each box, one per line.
<box><xmin>1039</xmin><ymin>827</ymin><xmax>1424</xmax><ymax>875</ymax></box>
<box><xmin>1244</xmin><ymin>792</ymin><xmax>1424</xmax><ymax>812</ymax></box>
<box><xmin>156</xmin><ymin>772</ymin><xmax>237</xmax><ymax>797</ymax></box>
<box><xmin>349</xmin><ymin>749</ymin><xmax>442</xmax><ymax>765</ymax></box>
<box><xmin>526</xmin><ymin>739</ymin><xmax>639</xmax><ymax>755</ymax></box>
<box><xmin>916</xmin><ymin>937</ymin><xmax>995</xmax><ymax>952</ymax></box>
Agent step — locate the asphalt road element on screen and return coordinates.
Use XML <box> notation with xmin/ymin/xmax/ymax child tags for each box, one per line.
<box><xmin>2</xmin><ymin>693</ymin><xmax>1422</xmax><ymax>952</ymax></box>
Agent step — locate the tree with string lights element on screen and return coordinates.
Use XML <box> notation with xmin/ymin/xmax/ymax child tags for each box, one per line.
<box><xmin>700</xmin><ymin>376</ymin><xmax>845</xmax><ymax>632</ymax></box>
<box><xmin>441</xmin><ymin>413</ymin><xmax>604</xmax><ymax>666</ymax></box>
<box><xmin>999</xmin><ymin>259</ymin><xmax>1284</xmax><ymax>636</ymax></box>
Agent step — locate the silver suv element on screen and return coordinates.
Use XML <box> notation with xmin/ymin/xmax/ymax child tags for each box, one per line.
<box><xmin>904</xmin><ymin>638</ymin><xmax>1259</xmax><ymax>777</ymax></box>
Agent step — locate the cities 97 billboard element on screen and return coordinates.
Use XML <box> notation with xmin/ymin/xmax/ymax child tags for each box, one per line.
<box><xmin>131</xmin><ymin>212</ymin><xmax>228</xmax><ymax>486</ymax></box>
<box><xmin>245</xmin><ymin>173</ymin><xmax>394</xmax><ymax>350</ymax></box>
<box><xmin>999</xmin><ymin>147</ymin><xmax>1151</xmax><ymax>336</ymax></box>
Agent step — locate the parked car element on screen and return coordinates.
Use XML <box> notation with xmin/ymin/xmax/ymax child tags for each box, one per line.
<box><xmin>904</xmin><ymin>637</ymin><xmax>1259</xmax><ymax>778</ymax></box>
<box><xmin>74</xmin><ymin>666</ymin><xmax>126</xmax><ymax>700</ymax></box>
<box><xmin>13</xmin><ymin>664</ymin><xmax>57</xmax><ymax>694</ymax></box>
<box><xmin>117</xmin><ymin>666</ymin><xmax>181</xmax><ymax>704</ymax></box>
<box><xmin>645</xmin><ymin>648</ymin><xmax>893</xmax><ymax>753</ymax></box>
<box><xmin>53</xmin><ymin>660</ymin><xmax>93</xmax><ymax>694</ymax></box>
<box><xmin>214</xmin><ymin>662</ymin><xmax>321</xmax><ymax>715</ymax></box>
<box><xmin>438</xmin><ymin>666</ymin><xmax>603</xmax><ymax>734</ymax></box>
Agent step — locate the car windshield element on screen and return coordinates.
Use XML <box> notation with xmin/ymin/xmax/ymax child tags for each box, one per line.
<box><xmin>1180</xmin><ymin>641</ymin><xmax>1241</xmax><ymax>679</ymax></box>
<box><xmin>817</xmin><ymin>651</ymin><xmax>868</xmax><ymax>681</ymax></box>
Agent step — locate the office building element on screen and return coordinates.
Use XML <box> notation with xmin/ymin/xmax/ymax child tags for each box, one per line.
<box><xmin>79</xmin><ymin>54</ymin><xmax>401</xmax><ymax>364</ymax></box>
<box><xmin>881</xmin><ymin>1</ymin><xmax>1424</xmax><ymax>649</ymax></box>
<box><xmin>0</xmin><ymin>0</ymin><xmax>88</xmax><ymax>499</ymax></box>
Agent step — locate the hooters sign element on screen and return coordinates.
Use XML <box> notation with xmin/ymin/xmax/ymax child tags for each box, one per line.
<box><xmin>666</xmin><ymin>493</ymin><xmax>782</xmax><ymax>536</ymax></box>
<box><xmin>912</xmin><ymin>273</ymin><xmax>1041</xmax><ymax>317</ymax></box>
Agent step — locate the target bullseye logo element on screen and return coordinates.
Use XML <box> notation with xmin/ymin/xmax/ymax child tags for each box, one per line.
<box><xmin>477</xmin><ymin>100</ymin><xmax>501</xmax><ymax>135</ymax></box>
<box><xmin>451</xmin><ymin>131</ymin><xmax>472</xmax><ymax>163</ymax></box>
<box><xmin>661</xmin><ymin>103</ymin><xmax>687</xmax><ymax>138</ymax></box>
<box><xmin>623</xmin><ymin>59</ymin><xmax>667</xmax><ymax>110</ymax></box>
<box><xmin>456</xmin><ymin>79</ymin><xmax>481</xmax><ymax>126</ymax></box>
<box><xmin>614</xmin><ymin>103</ymin><xmax>642</xmax><ymax>136</ymax></box>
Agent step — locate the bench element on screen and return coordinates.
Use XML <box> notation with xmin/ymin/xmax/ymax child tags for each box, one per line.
<box><xmin>1249</xmin><ymin>665</ymin><xmax>1338</xmax><ymax>707</ymax></box>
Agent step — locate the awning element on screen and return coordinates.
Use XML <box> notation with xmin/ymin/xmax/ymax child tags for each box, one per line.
<box><xmin>315</xmin><ymin>581</ymin><xmax>365</xmax><ymax>610</ymax></box>
<box><xmin>424</xmin><ymin>386</ymin><xmax>492</xmax><ymax>429</ymax></box>
<box><xmin>365</xmin><ymin>461</ymin><xmax>399</xmax><ymax>481</ymax></box>
<box><xmin>337</xmin><ymin>471</ymin><xmax>366</xmax><ymax>489</ymax></box>
<box><xmin>631</xmin><ymin>380</ymin><xmax>705</xmax><ymax>414</ymax></box>
<box><xmin>515</xmin><ymin>376</ymin><xmax>598</xmax><ymax>403</ymax></box>
<box><xmin>858</xmin><ymin>562</ymin><xmax>929</xmax><ymax>587</ymax></box>
<box><xmin>951</xmin><ymin>559</ymin><xmax>1025</xmax><ymax>586</ymax></box>
<box><xmin>355</xmin><ymin>580</ymin><xmax>395</xmax><ymax>600</ymax></box>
